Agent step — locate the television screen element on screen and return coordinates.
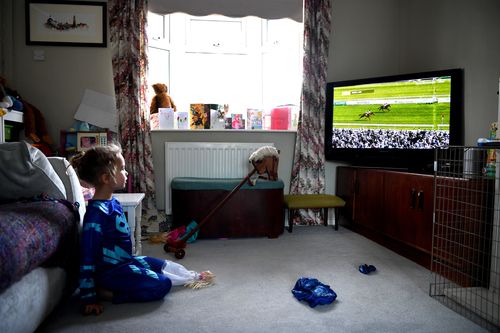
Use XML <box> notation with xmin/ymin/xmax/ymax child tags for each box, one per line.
<box><xmin>325</xmin><ymin>69</ymin><xmax>463</xmax><ymax>171</ymax></box>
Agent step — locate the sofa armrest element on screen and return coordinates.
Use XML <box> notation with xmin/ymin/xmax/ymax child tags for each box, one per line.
<box><xmin>48</xmin><ymin>157</ymin><xmax>86</xmax><ymax>228</ymax></box>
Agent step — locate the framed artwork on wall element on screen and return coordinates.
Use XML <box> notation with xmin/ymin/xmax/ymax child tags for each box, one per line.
<box><xmin>25</xmin><ymin>0</ymin><xmax>107</xmax><ymax>47</ymax></box>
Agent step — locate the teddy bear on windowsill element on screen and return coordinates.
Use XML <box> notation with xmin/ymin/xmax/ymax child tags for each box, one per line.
<box><xmin>150</xmin><ymin>83</ymin><xmax>176</xmax><ymax>114</ymax></box>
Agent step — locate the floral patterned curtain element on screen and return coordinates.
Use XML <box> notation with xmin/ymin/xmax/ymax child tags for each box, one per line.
<box><xmin>108</xmin><ymin>0</ymin><xmax>157</xmax><ymax>219</ymax></box>
<box><xmin>289</xmin><ymin>0</ymin><xmax>332</xmax><ymax>225</ymax></box>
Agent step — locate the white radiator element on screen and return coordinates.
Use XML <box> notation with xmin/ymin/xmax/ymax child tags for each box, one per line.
<box><xmin>164</xmin><ymin>142</ymin><xmax>273</xmax><ymax>214</ymax></box>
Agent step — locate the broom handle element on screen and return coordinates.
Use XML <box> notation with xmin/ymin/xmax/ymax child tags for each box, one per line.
<box><xmin>180</xmin><ymin>168</ymin><xmax>258</xmax><ymax>242</ymax></box>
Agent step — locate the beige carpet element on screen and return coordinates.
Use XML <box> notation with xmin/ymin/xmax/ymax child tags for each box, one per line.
<box><xmin>38</xmin><ymin>226</ymin><xmax>487</xmax><ymax>333</ymax></box>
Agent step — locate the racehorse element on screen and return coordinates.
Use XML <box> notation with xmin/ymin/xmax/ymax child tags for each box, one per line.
<box><xmin>359</xmin><ymin>110</ymin><xmax>375</xmax><ymax>120</ymax></box>
<box><xmin>378</xmin><ymin>103</ymin><xmax>391</xmax><ymax>112</ymax></box>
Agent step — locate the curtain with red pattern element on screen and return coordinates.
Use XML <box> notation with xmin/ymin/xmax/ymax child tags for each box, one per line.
<box><xmin>108</xmin><ymin>0</ymin><xmax>158</xmax><ymax>220</ymax></box>
<box><xmin>289</xmin><ymin>0</ymin><xmax>332</xmax><ymax>226</ymax></box>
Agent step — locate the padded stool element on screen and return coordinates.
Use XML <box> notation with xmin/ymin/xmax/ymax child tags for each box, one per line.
<box><xmin>284</xmin><ymin>194</ymin><xmax>346</xmax><ymax>232</ymax></box>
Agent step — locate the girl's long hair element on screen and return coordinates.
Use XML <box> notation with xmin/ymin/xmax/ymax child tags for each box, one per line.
<box><xmin>69</xmin><ymin>143</ymin><xmax>122</xmax><ymax>187</ymax></box>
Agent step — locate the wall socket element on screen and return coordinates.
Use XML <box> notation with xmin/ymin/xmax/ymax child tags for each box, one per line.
<box><xmin>33</xmin><ymin>49</ymin><xmax>45</xmax><ymax>61</ymax></box>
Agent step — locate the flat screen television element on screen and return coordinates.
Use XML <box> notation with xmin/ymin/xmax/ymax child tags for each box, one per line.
<box><xmin>325</xmin><ymin>68</ymin><xmax>464</xmax><ymax>173</ymax></box>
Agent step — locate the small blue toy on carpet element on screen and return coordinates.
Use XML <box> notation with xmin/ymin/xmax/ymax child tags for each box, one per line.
<box><xmin>359</xmin><ymin>264</ymin><xmax>377</xmax><ymax>274</ymax></box>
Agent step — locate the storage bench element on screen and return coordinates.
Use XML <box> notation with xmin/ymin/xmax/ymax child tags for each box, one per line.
<box><xmin>171</xmin><ymin>177</ymin><xmax>284</xmax><ymax>239</ymax></box>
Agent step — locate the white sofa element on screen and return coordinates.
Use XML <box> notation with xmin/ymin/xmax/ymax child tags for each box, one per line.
<box><xmin>0</xmin><ymin>142</ymin><xmax>85</xmax><ymax>333</ymax></box>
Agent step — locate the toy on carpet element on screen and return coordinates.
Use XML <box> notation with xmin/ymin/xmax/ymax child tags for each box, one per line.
<box><xmin>163</xmin><ymin>145</ymin><xmax>280</xmax><ymax>259</ymax></box>
<box><xmin>184</xmin><ymin>271</ymin><xmax>215</xmax><ymax>289</ymax></box>
<box><xmin>161</xmin><ymin>259</ymin><xmax>214</xmax><ymax>289</ymax></box>
<box><xmin>359</xmin><ymin>264</ymin><xmax>377</xmax><ymax>274</ymax></box>
<box><xmin>150</xmin><ymin>83</ymin><xmax>176</xmax><ymax>114</ymax></box>
<box><xmin>149</xmin><ymin>232</ymin><xmax>170</xmax><ymax>244</ymax></box>
<box><xmin>291</xmin><ymin>277</ymin><xmax>337</xmax><ymax>308</ymax></box>
<box><xmin>149</xmin><ymin>222</ymin><xmax>199</xmax><ymax>245</ymax></box>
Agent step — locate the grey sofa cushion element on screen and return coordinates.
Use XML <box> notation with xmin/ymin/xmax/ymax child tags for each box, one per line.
<box><xmin>0</xmin><ymin>141</ymin><xmax>66</xmax><ymax>201</ymax></box>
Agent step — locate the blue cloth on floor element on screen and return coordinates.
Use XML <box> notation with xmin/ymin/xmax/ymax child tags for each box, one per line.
<box><xmin>291</xmin><ymin>277</ymin><xmax>337</xmax><ymax>308</ymax></box>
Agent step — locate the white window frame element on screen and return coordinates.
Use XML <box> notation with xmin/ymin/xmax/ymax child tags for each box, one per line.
<box><xmin>147</xmin><ymin>12</ymin><xmax>303</xmax><ymax>130</ymax></box>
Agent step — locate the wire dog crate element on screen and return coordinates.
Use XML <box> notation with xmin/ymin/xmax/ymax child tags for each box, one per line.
<box><xmin>430</xmin><ymin>146</ymin><xmax>500</xmax><ymax>331</ymax></box>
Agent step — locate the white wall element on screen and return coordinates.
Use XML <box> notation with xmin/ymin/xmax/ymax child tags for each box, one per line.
<box><xmin>4</xmin><ymin>0</ymin><xmax>500</xmax><ymax>210</ymax></box>
<box><xmin>325</xmin><ymin>0</ymin><xmax>403</xmax><ymax>192</ymax></box>
<box><xmin>9</xmin><ymin>0</ymin><xmax>115</xmax><ymax>145</ymax></box>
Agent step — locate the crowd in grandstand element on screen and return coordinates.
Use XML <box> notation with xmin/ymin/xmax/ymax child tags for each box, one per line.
<box><xmin>331</xmin><ymin>128</ymin><xmax>449</xmax><ymax>149</ymax></box>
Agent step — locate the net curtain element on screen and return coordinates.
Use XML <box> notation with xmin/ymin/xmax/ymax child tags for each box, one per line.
<box><xmin>290</xmin><ymin>0</ymin><xmax>332</xmax><ymax>226</ymax></box>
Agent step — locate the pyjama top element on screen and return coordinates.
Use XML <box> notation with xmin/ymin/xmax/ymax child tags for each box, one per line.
<box><xmin>79</xmin><ymin>197</ymin><xmax>132</xmax><ymax>304</ymax></box>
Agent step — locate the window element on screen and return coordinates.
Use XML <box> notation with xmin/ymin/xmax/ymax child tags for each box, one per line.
<box><xmin>147</xmin><ymin>12</ymin><xmax>303</xmax><ymax>130</ymax></box>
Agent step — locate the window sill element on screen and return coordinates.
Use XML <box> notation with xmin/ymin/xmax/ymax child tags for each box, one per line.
<box><xmin>151</xmin><ymin>129</ymin><xmax>297</xmax><ymax>133</ymax></box>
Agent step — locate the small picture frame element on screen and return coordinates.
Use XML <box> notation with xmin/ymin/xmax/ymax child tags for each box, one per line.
<box><xmin>25</xmin><ymin>0</ymin><xmax>107</xmax><ymax>47</ymax></box>
<box><xmin>76</xmin><ymin>132</ymin><xmax>107</xmax><ymax>151</ymax></box>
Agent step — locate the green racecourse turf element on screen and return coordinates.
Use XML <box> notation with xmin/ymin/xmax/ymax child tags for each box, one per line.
<box><xmin>332</xmin><ymin>78</ymin><xmax>451</xmax><ymax>130</ymax></box>
<box><xmin>333</xmin><ymin>103</ymin><xmax>450</xmax><ymax>130</ymax></box>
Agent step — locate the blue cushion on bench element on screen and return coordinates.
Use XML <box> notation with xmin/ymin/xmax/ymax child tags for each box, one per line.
<box><xmin>171</xmin><ymin>177</ymin><xmax>284</xmax><ymax>191</ymax></box>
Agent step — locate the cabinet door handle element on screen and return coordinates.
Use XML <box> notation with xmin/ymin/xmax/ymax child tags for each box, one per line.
<box><xmin>410</xmin><ymin>188</ymin><xmax>416</xmax><ymax>209</ymax></box>
<box><xmin>417</xmin><ymin>191</ymin><xmax>424</xmax><ymax>210</ymax></box>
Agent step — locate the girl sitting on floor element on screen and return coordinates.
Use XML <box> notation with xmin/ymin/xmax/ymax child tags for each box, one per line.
<box><xmin>70</xmin><ymin>144</ymin><xmax>213</xmax><ymax>316</ymax></box>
